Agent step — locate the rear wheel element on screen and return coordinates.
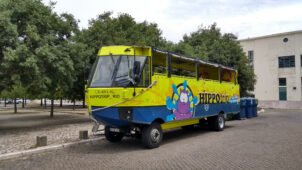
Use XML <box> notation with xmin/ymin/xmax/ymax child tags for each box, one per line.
<box><xmin>105</xmin><ymin>126</ymin><xmax>124</xmax><ymax>142</ymax></box>
<box><xmin>208</xmin><ymin>114</ymin><xmax>225</xmax><ymax>131</ymax></box>
<box><xmin>142</xmin><ymin>122</ymin><xmax>163</xmax><ymax>149</ymax></box>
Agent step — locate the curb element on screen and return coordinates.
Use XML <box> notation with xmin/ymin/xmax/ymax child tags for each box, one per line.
<box><xmin>0</xmin><ymin>136</ymin><xmax>104</xmax><ymax>161</ymax></box>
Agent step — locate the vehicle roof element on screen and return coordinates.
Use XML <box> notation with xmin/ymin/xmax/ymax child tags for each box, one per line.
<box><xmin>153</xmin><ymin>48</ymin><xmax>237</xmax><ymax>72</ymax></box>
<box><xmin>98</xmin><ymin>45</ymin><xmax>237</xmax><ymax>72</ymax></box>
<box><xmin>98</xmin><ymin>45</ymin><xmax>152</xmax><ymax>56</ymax></box>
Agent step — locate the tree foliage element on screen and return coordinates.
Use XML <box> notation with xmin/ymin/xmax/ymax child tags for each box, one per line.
<box><xmin>0</xmin><ymin>0</ymin><xmax>80</xmax><ymax>114</ymax></box>
<box><xmin>78</xmin><ymin>11</ymin><xmax>166</xmax><ymax>64</ymax></box>
<box><xmin>170</xmin><ymin>24</ymin><xmax>256</xmax><ymax>96</ymax></box>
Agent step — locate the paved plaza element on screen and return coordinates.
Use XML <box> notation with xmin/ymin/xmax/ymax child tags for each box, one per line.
<box><xmin>1</xmin><ymin>109</ymin><xmax>302</xmax><ymax>170</ymax></box>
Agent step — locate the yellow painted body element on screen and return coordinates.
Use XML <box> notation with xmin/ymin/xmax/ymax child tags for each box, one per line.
<box><xmin>161</xmin><ymin>118</ymin><xmax>200</xmax><ymax>130</ymax></box>
<box><xmin>87</xmin><ymin>74</ymin><xmax>239</xmax><ymax>108</ymax></box>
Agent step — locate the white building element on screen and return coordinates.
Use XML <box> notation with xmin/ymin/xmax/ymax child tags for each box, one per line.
<box><xmin>239</xmin><ymin>30</ymin><xmax>302</xmax><ymax>109</ymax></box>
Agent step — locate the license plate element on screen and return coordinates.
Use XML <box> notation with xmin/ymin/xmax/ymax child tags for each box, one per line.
<box><xmin>109</xmin><ymin>128</ymin><xmax>120</xmax><ymax>132</ymax></box>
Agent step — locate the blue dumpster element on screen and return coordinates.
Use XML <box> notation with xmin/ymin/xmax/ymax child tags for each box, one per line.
<box><xmin>238</xmin><ymin>98</ymin><xmax>247</xmax><ymax>119</ymax></box>
<box><xmin>245</xmin><ymin>98</ymin><xmax>253</xmax><ymax>118</ymax></box>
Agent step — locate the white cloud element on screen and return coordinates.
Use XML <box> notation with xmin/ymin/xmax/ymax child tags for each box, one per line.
<box><xmin>217</xmin><ymin>2</ymin><xmax>302</xmax><ymax>39</ymax></box>
<box><xmin>43</xmin><ymin>0</ymin><xmax>302</xmax><ymax>42</ymax></box>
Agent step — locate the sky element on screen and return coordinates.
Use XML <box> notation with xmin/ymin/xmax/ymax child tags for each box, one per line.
<box><xmin>43</xmin><ymin>0</ymin><xmax>302</xmax><ymax>42</ymax></box>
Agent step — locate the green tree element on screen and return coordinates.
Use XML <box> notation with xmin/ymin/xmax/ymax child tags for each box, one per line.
<box><xmin>0</xmin><ymin>0</ymin><xmax>79</xmax><ymax>115</ymax></box>
<box><xmin>79</xmin><ymin>12</ymin><xmax>166</xmax><ymax>59</ymax></box>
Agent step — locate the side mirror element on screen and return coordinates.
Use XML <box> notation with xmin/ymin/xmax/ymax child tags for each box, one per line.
<box><xmin>133</xmin><ymin>61</ymin><xmax>141</xmax><ymax>83</ymax></box>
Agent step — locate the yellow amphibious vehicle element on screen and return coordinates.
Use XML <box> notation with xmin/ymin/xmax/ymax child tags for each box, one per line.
<box><xmin>86</xmin><ymin>45</ymin><xmax>240</xmax><ymax>148</ymax></box>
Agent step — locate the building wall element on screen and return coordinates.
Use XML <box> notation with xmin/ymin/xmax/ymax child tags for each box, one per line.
<box><xmin>240</xmin><ymin>31</ymin><xmax>302</xmax><ymax>104</ymax></box>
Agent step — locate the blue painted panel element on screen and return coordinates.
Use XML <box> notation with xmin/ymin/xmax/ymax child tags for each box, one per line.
<box><xmin>92</xmin><ymin>107</ymin><xmax>130</xmax><ymax>127</ymax></box>
<box><xmin>131</xmin><ymin>106</ymin><xmax>170</xmax><ymax>124</ymax></box>
<box><xmin>195</xmin><ymin>103</ymin><xmax>239</xmax><ymax>117</ymax></box>
<box><xmin>92</xmin><ymin>103</ymin><xmax>240</xmax><ymax>128</ymax></box>
<box><xmin>92</xmin><ymin>106</ymin><xmax>170</xmax><ymax>127</ymax></box>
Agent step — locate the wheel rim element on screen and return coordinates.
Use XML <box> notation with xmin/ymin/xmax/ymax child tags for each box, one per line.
<box><xmin>150</xmin><ymin>129</ymin><xmax>160</xmax><ymax>143</ymax></box>
<box><xmin>218</xmin><ymin>116</ymin><xmax>224</xmax><ymax>129</ymax></box>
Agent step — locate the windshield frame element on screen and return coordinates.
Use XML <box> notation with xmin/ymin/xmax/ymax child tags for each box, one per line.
<box><xmin>88</xmin><ymin>55</ymin><xmax>149</xmax><ymax>88</ymax></box>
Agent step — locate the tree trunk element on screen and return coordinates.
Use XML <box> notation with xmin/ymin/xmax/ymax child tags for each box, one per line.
<box><xmin>82</xmin><ymin>96</ymin><xmax>85</xmax><ymax>108</ymax></box>
<box><xmin>73</xmin><ymin>100</ymin><xmax>75</xmax><ymax>110</ymax></box>
<box><xmin>83</xmin><ymin>62</ymin><xmax>86</xmax><ymax>109</ymax></box>
<box><xmin>14</xmin><ymin>98</ymin><xmax>17</xmax><ymax>113</ymax></box>
<box><xmin>25</xmin><ymin>97</ymin><xmax>27</xmax><ymax>105</ymax></box>
<box><xmin>4</xmin><ymin>98</ymin><xmax>6</xmax><ymax>107</ymax></box>
<box><xmin>40</xmin><ymin>98</ymin><xmax>43</xmax><ymax>107</ymax></box>
<box><xmin>60</xmin><ymin>98</ymin><xmax>62</xmax><ymax>107</ymax></box>
<box><xmin>22</xmin><ymin>98</ymin><xmax>25</xmax><ymax>108</ymax></box>
<box><xmin>50</xmin><ymin>98</ymin><xmax>54</xmax><ymax>117</ymax></box>
<box><xmin>44</xmin><ymin>98</ymin><xmax>46</xmax><ymax>109</ymax></box>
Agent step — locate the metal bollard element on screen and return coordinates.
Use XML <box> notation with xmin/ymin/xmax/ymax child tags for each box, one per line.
<box><xmin>79</xmin><ymin>130</ymin><xmax>88</xmax><ymax>140</ymax></box>
<box><xmin>36</xmin><ymin>136</ymin><xmax>47</xmax><ymax>147</ymax></box>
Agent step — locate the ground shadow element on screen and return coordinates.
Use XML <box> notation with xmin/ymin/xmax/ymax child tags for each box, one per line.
<box><xmin>72</xmin><ymin>125</ymin><xmax>235</xmax><ymax>154</ymax></box>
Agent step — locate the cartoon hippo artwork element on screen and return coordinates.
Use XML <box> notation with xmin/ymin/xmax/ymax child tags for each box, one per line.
<box><xmin>174</xmin><ymin>89</ymin><xmax>192</xmax><ymax>119</ymax></box>
<box><xmin>166</xmin><ymin>80</ymin><xmax>198</xmax><ymax>121</ymax></box>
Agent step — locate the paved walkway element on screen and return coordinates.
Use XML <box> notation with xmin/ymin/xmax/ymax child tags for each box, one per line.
<box><xmin>0</xmin><ymin>106</ymin><xmax>99</xmax><ymax>154</ymax></box>
<box><xmin>1</xmin><ymin>109</ymin><xmax>302</xmax><ymax>169</ymax></box>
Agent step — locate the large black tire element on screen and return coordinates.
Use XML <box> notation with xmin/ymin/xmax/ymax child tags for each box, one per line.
<box><xmin>105</xmin><ymin>126</ymin><xmax>124</xmax><ymax>143</ymax></box>
<box><xmin>208</xmin><ymin>114</ymin><xmax>225</xmax><ymax>131</ymax></box>
<box><xmin>142</xmin><ymin>122</ymin><xmax>163</xmax><ymax>149</ymax></box>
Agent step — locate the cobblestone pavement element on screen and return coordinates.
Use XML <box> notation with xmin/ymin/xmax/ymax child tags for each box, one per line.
<box><xmin>1</xmin><ymin>109</ymin><xmax>302</xmax><ymax>170</ymax></box>
<box><xmin>0</xmin><ymin>109</ymin><xmax>98</xmax><ymax>154</ymax></box>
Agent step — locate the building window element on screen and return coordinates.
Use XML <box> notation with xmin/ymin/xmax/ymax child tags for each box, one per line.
<box><xmin>247</xmin><ymin>50</ymin><xmax>254</xmax><ymax>68</ymax></box>
<box><xmin>279</xmin><ymin>78</ymin><xmax>287</xmax><ymax>101</ymax></box>
<box><xmin>279</xmin><ymin>78</ymin><xmax>286</xmax><ymax>86</ymax></box>
<box><xmin>278</xmin><ymin>55</ymin><xmax>295</xmax><ymax>68</ymax></box>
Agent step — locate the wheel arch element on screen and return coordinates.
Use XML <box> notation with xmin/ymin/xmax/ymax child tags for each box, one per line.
<box><xmin>152</xmin><ymin>118</ymin><xmax>165</xmax><ymax>124</ymax></box>
<box><xmin>219</xmin><ymin>110</ymin><xmax>227</xmax><ymax>119</ymax></box>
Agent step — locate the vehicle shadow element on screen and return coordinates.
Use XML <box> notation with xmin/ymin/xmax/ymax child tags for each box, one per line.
<box><xmin>162</xmin><ymin>125</ymin><xmax>233</xmax><ymax>144</ymax></box>
<box><xmin>73</xmin><ymin>125</ymin><xmax>234</xmax><ymax>154</ymax></box>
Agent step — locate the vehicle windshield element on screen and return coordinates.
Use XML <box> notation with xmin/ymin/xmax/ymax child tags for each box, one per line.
<box><xmin>88</xmin><ymin>55</ymin><xmax>146</xmax><ymax>87</ymax></box>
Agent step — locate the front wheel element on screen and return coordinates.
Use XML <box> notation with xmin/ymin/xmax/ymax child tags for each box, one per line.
<box><xmin>142</xmin><ymin>122</ymin><xmax>163</xmax><ymax>149</ymax></box>
<box><xmin>105</xmin><ymin>126</ymin><xmax>124</xmax><ymax>142</ymax></box>
<box><xmin>209</xmin><ymin>114</ymin><xmax>225</xmax><ymax>131</ymax></box>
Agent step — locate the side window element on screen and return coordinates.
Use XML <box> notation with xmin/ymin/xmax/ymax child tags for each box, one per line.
<box><xmin>170</xmin><ymin>56</ymin><xmax>195</xmax><ymax>77</ymax></box>
<box><xmin>138</xmin><ymin>58</ymin><xmax>150</xmax><ymax>87</ymax></box>
<box><xmin>221</xmin><ymin>69</ymin><xmax>236</xmax><ymax>83</ymax></box>
<box><xmin>199</xmin><ymin>64</ymin><xmax>219</xmax><ymax>81</ymax></box>
<box><xmin>152</xmin><ymin>52</ymin><xmax>166</xmax><ymax>74</ymax></box>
